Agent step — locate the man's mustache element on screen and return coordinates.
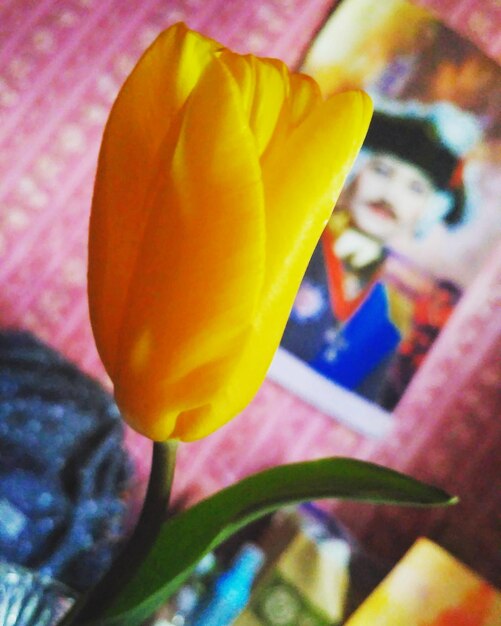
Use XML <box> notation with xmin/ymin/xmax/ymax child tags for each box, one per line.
<box><xmin>365</xmin><ymin>199</ymin><xmax>397</xmax><ymax>220</ymax></box>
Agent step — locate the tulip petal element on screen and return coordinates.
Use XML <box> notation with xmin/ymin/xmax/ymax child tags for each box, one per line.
<box><xmin>220</xmin><ymin>52</ymin><xmax>290</xmax><ymax>157</ymax></box>
<box><xmin>88</xmin><ymin>24</ymin><xmax>221</xmax><ymax>375</ymax></box>
<box><xmin>112</xmin><ymin>57</ymin><xmax>266</xmax><ymax>441</ymax></box>
<box><xmin>248</xmin><ymin>57</ymin><xmax>290</xmax><ymax>156</ymax></box>
<box><xmin>263</xmin><ymin>90</ymin><xmax>372</xmax><ymax>291</ymax></box>
<box><xmin>216</xmin><ymin>51</ymin><xmax>256</xmax><ymax>122</ymax></box>
<box><xmin>173</xmin><ymin>91</ymin><xmax>372</xmax><ymax>441</ymax></box>
<box><xmin>261</xmin><ymin>71</ymin><xmax>322</xmax><ymax>162</ymax></box>
<box><xmin>288</xmin><ymin>72</ymin><xmax>322</xmax><ymax>127</ymax></box>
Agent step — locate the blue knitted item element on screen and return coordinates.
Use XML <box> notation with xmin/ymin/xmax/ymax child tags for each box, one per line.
<box><xmin>0</xmin><ymin>330</ymin><xmax>131</xmax><ymax>591</ymax></box>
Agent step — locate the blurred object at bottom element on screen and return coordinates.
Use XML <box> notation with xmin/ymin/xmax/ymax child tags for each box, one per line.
<box><xmin>147</xmin><ymin>504</ymin><xmax>394</xmax><ymax>626</ymax></box>
<box><xmin>234</xmin><ymin>505</ymin><xmax>389</xmax><ymax>626</ymax></box>
<box><xmin>189</xmin><ymin>544</ymin><xmax>265</xmax><ymax>626</ymax></box>
<box><xmin>344</xmin><ymin>537</ymin><xmax>501</xmax><ymax>625</ymax></box>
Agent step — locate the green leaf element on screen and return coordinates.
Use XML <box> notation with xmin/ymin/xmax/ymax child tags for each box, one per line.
<box><xmin>89</xmin><ymin>457</ymin><xmax>456</xmax><ymax>626</ymax></box>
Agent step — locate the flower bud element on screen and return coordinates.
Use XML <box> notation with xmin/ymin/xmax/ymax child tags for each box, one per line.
<box><xmin>88</xmin><ymin>23</ymin><xmax>372</xmax><ymax>441</ymax></box>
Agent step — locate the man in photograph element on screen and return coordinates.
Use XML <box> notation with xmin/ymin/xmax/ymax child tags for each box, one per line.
<box><xmin>281</xmin><ymin>106</ymin><xmax>468</xmax><ymax>400</ymax></box>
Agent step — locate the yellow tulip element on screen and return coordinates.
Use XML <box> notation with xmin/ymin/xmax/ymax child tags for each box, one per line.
<box><xmin>88</xmin><ymin>23</ymin><xmax>372</xmax><ymax>442</ymax></box>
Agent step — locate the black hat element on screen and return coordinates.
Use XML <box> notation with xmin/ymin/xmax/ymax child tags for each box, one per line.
<box><xmin>364</xmin><ymin>111</ymin><xmax>465</xmax><ymax>225</ymax></box>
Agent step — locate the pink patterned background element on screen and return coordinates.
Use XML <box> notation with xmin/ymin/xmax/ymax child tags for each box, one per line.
<box><xmin>0</xmin><ymin>0</ymin><xmax>499</xmax><ymax>586</ymax></box>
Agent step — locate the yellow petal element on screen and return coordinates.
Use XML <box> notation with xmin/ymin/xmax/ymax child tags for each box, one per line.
<box><xmin>173</xmin><ymin>90</ymin><xmax>373</xmax><ymax>441</ymax></box>
<box><xmin>220</xmin><ymin>52</ymin><xmax>290</xmax><ymax>157</ymax></box>
<box><xmin>217</xmin><ymin>50</ymin><xmax>256</xmax><ymax>122</ymax></box>
<box><xmin>288</xmin><ymin>72</ymin><xmax>322</xmax><ymax>127</ymax></box>
<box><xmin>262</xmin><ymin>91</ymin><xmax>372</xmax><ymax>293</ymax></box>
<box><xmin>88</xmin><ymin>24</ymin><xmax>221</xmax><ymax>377</ymax></box>
<box><xmin>248</xmin><ymin>57</ymin><xmax>290</xmax><ymax>156</ymax></box>
<box><xmin>261</xmin><ymin>71</ymin><xmax>322</xmax><ymax>161</ymax></box>
<box><xmin>112</xmin><ymin>57</ymin><xmax>265</xmax><ymax>441</ymax></box>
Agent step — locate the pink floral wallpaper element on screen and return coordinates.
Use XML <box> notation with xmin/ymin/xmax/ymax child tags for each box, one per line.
<box><xmin>0</xmin><ymin>0</ymin><xmax>499</xmax><ymax>586</ymax></box>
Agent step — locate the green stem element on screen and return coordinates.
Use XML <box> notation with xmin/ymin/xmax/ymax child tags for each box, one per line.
<box><xmin>60</xmin><ymin>440</ymin><xmax>178</xmax><ymax>626</ymax></box>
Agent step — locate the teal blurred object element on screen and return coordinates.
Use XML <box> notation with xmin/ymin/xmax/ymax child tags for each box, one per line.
<box><xmin>189</xmin><ymin>544</ymin><xmax>264</xmax><ymax>626</ymax></box>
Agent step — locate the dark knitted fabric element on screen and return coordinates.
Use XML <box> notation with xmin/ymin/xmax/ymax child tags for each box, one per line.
<box><xmin>0</xmin><ymin>330</ymin><xmax>131</xmax><ymax>591</ymax></box>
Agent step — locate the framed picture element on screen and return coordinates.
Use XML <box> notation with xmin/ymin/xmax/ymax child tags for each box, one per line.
<box><xmin>268</xmin><ymin>0</ymin><xmax>501</xmax><ymax>437</ymax></box>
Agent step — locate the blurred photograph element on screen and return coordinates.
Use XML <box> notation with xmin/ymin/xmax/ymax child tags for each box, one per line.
<box><xmin>271</xmin><ymin>0</ymin><xmax>501</xmax><ymax>434</ymax></box>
